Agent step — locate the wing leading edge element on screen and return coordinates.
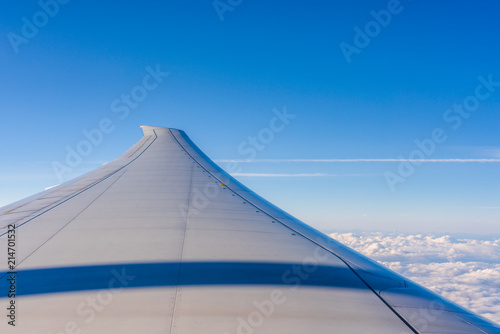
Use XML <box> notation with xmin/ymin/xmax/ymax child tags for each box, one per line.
<box><xmin>0</xmin><ymin>125</ymin><xmax>498</xmax><ymax>333</ymax></box>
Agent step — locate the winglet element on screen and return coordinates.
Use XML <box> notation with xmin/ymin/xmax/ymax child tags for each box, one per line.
<box><xmin>140</xmin><ymin>125</ymin><xmax>178</xmax><ymax>136</ymax></box>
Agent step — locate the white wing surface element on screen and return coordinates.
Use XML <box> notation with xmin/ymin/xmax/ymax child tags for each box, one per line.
<box><xmin>1</xmin><ymin>126</ymin><xmax>498</xmax><ymax>333</ymax></box>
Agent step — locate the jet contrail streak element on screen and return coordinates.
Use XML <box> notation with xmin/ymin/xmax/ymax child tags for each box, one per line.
<box><xmin>217</xmin><ymin>158</ymin><xmax>500</xmax><ymax>163</ymax></box>
<box><xmin>230</xmin><ymin>173</ymin><xmax>365</xmax><ymax>177</ymax></box>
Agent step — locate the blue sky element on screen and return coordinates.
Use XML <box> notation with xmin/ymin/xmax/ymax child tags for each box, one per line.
<box><xmin>1</xmin><ymin>0</ymin><xmax>500</xmax><ymax>234</ymax></box>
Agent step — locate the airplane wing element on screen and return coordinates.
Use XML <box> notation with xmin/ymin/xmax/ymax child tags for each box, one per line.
<box><xmin>1</xmin><ymin>125</ymin><xmax>499</xmax><ymax>333</ymax></box>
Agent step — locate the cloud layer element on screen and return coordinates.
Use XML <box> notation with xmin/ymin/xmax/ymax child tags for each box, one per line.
<box><xmin>329</xmin><ymin>231</ymin><xmax>500</xmax><ymax>324</ymax></box>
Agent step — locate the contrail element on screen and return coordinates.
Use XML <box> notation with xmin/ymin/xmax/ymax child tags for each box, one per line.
<box><xmin>217</xmin><ymin>158</ymin><xmax>500</xmax><ymax>163</ymax></box>
<box><xmin>230</xmin><ymin>173</ymin><xmax>366</xmax><ymax>177</ymax></box>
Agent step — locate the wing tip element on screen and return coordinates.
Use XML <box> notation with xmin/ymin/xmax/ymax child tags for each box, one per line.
<box><xmin>140</xmin><ymin>125</ymin><xmax>182</xmax><ymax>136</ymax></box>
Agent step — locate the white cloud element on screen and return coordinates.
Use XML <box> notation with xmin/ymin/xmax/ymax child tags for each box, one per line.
<box><xmin>329</xmin><ymin>231</ymin><xmax>500</xmax><ymax>324</ymax></box>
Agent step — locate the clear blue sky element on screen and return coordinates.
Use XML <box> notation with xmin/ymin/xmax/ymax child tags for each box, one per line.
<box><xmin>1</xmin><ymin>0</ymin><xmax>500</xmax><ymax>234</ymax></box>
